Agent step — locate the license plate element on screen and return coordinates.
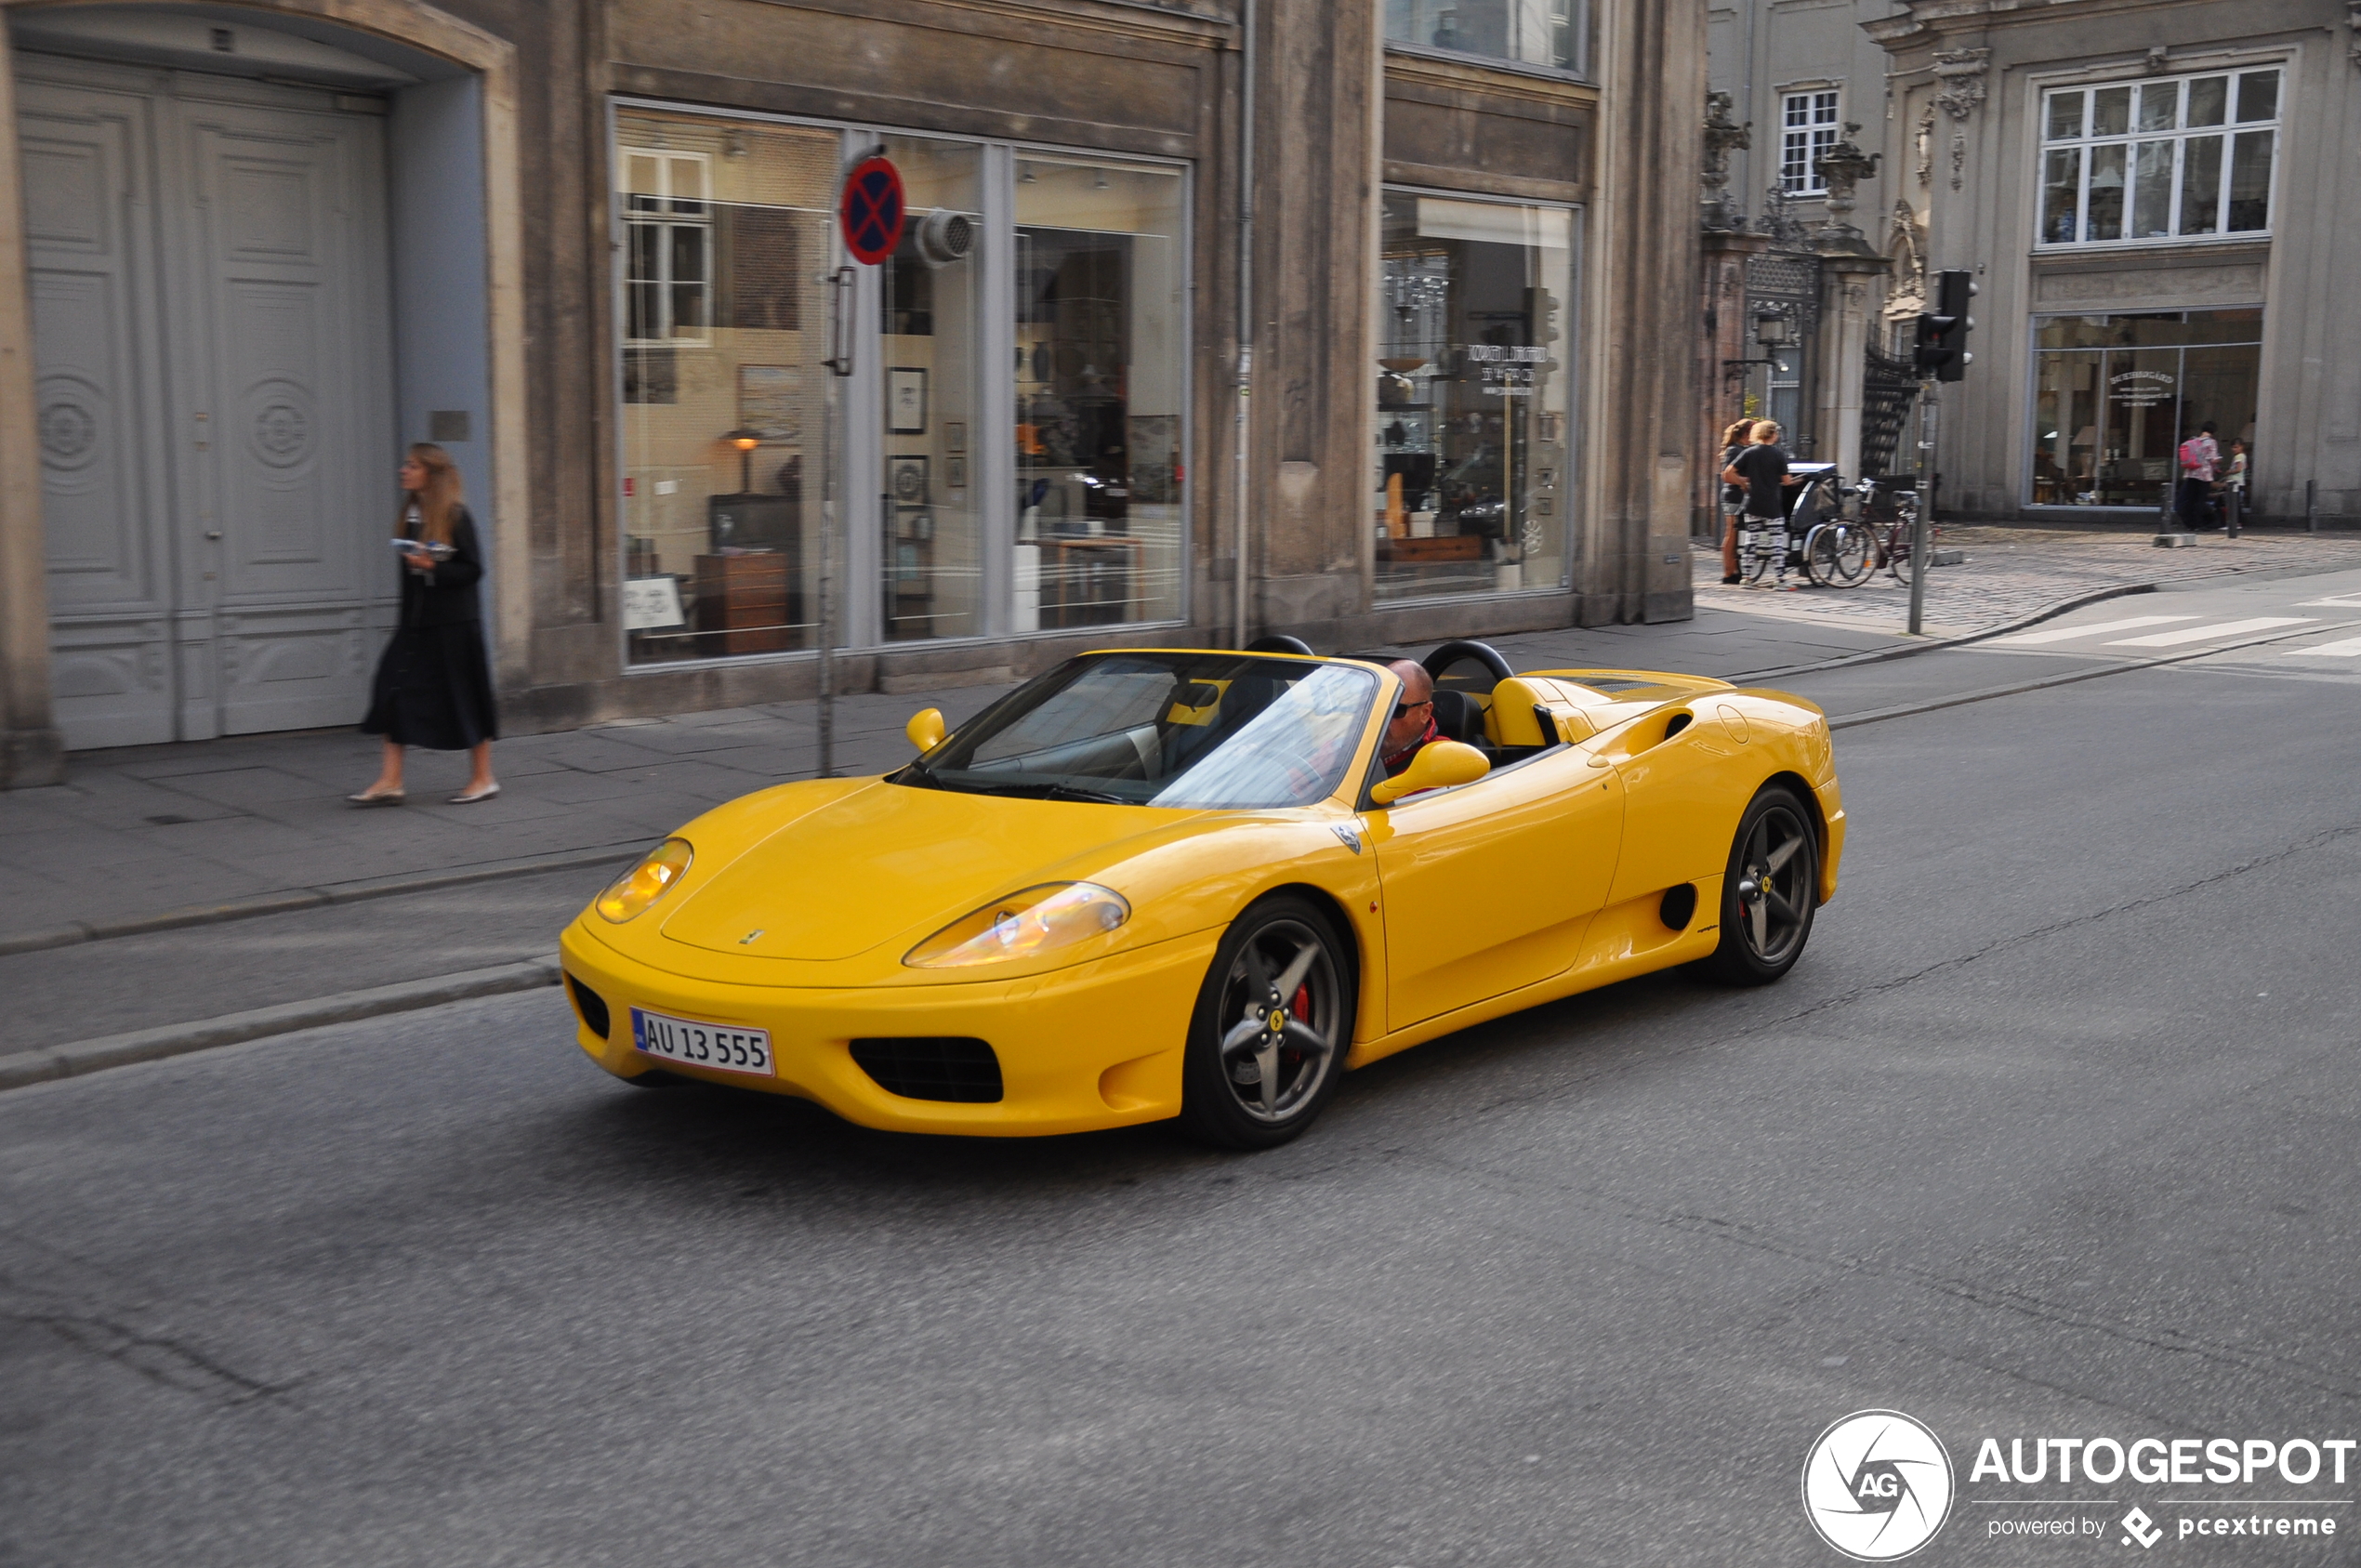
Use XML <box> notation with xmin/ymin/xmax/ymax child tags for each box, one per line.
<box><xmin>630</xmin><ymin>1007</ymin><xmax>773</xmax><ymax>1077</ymax></box>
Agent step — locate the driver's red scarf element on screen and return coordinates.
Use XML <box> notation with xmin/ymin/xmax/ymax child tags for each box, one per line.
<box><xmin>1382</xmin><ymin>713</ymin><xmax>1440</xmax><ymax>777</ymax></box>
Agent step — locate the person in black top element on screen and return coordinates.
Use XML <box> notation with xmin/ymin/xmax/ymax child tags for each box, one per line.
<box><xmin>1722</xmin><ymin>420</ymin><xmax>1800</xmax><ymax>573</ymax></box>
<box><xmin>350</xmin><ymin>443</ymin><xmax>501</xmax><ymax>804</ymax></box>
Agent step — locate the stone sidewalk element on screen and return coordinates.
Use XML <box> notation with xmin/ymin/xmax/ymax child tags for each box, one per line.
<box><xmin>8</xmin><ymin>522</ymin><xmax>2349</xmax><ymax>953</ymax></box>
<box><xmin>1694</xmin><ymin>523</ymin><xmax>2361</xmax><ymax>637</ymax></box>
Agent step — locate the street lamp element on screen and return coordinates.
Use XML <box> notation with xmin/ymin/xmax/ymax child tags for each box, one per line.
<box><xmin>1722</xmin><ymin>308</ymin><xmax>1794</xmax><ymax>381</ymax></box>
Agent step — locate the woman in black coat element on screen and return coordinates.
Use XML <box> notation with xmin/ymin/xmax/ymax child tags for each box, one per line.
<box><xmin>350</xmin><ymin>443</ymin><xmax>501</xmax><ymax>804</ymax></box>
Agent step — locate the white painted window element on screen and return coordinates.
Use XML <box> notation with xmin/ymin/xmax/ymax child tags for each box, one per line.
<box><xmin>621</xmin><ymin>149</ymin><xmax>712</xmax><ymax>346</ymax></box>
<box><xmin>1780</xmin><ymin>90</ymin><xmax>1840</xmax><ymax>195</ymax></box>
<box><xmin>2038</xmin><ymin>68</ymin><xmax>2279</xmax><ymax>248</ymax></box>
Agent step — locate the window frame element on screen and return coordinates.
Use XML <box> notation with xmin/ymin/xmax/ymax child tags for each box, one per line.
<box><xmin>1381</xmin><ymin>0</ymin><xmax>1589</xmax><ymax>81</ymax></box>
<box><xmin>2034</xmin><ymin>64</ymin><xmax>2283</xmax><ymax>252</ymax></box>
<box><xmin>1779</xmin><ymin>89</ymin><xmax>1841</xmax><ymax>197</ymax></box>
<box><xmin>607</xmin><ymin>99</ymin><xmax>1194</xmax><ymax>673</ymax></box>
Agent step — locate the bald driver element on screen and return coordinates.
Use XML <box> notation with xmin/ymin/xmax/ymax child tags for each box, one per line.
<box><xmin>1379</xmin><ymin>660</ymin><xmax>1440</xmax><ymax>778</ymax></box>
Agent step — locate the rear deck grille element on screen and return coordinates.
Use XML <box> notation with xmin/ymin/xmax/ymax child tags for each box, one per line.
<box><xmin>849</xmin><ymin>1037</ymin><xmax>1003</xmax><ymax>1103</ymax></box>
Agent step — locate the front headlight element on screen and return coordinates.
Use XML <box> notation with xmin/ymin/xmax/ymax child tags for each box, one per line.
<box><xmin>904</xmin><ymin>882</ymin><xmax>1130</xmax><ymax>968</ymax></box>
<box><xmin>595</xmin><ymin>837</ymin><xmax>694</xmax><ymax>923</ymax></box>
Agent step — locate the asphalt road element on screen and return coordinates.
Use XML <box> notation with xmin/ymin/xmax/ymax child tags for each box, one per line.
<box><xmin>5</xmin><ymin>609</ymin><xmax>2361</xmax><ymax>1565</ymax></box>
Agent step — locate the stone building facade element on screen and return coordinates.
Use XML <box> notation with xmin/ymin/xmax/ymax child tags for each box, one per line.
<box><xmin>0</xmin><ymin>0</ymin><xmax>1707</xmax><ymax>786</ymax></box>
<box><xmin>1708</xmin><ymin>0</ymin><xmax>2359</xmax><ymax>530</ymax></box>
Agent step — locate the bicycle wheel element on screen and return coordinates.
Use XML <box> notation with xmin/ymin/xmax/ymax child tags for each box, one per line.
<box><xmin>1808</xmin><ymin>524</ymin><xmax>1873</xmax><ymax>587</ymax></box>
<box><xmin>1888</xmin><ymin>526</ymin><xmax>1919</xmax><ymax>587</ymax></box>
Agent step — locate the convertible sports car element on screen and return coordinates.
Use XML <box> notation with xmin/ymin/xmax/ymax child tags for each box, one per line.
<box><xmin>558</xmin><ymin>639</ymin><xmax>1844</xmax><ymax>1148</ymax></box>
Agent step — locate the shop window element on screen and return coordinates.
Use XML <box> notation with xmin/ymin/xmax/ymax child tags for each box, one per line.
<box><xmin>2038</xmin><ymin>68</ymin><xmax>2278</xmax><ymax>247</ymax></box>
<box><xmin>1374</xmin><ymin>191</ymin><xmax>1575</xmax><ymax>603</ymax></box>
<box><xmin>1012</xmin><ymin>157</ymin><xmax>1186</xmax><ymax>632</ymax></box>
<box><xmin>1781</xmin><ymin>91</ymin><xmax>1840</xmax><ymax>195</ymax></box>
<box><xmin>617</xmin><ymin>110</ymin><xmax>837</xmax><ymax>665</ymax></box>
<box><xmin>2028</xmin><ymin>310</ymin><xmax>2262</xmax><ymax>508</ymax></box>
<box><xmin>1384</xmin><ymin>0</ymin><xmax>1581</xmax><ymax>75</ymax></box>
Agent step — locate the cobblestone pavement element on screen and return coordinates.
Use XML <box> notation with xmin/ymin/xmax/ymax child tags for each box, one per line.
<box><xmin>1692</xmin><ymin>524</ymin><xmax>2361</xmax><ymax>638</ymax></box>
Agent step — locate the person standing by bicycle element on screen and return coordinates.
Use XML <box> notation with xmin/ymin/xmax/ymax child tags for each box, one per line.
<box><xmin>1724</xmin><ymin>420</ymin><xmax>1800</xmax><ymax>580</ymax></box>
<box><xmin>1717</xmin><ymin>417</ymin><xmax>1758</xmax><ymax>584</ymax></box>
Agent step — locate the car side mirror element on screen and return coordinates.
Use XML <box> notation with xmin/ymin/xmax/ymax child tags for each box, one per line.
<box><xmin>905</xmin><ymin>707</ymin><xmax>945</xmax><ymax>753</ymax></box>
<box><xmin>1369</xmin><ymin>739</ymin><xmax>1489</xmax><ymax>806</ymax></box>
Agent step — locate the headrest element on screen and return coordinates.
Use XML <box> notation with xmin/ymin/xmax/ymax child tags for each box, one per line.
<box><xmin>1430</xmin><ymin>689</ymin><xmax>1485</xmax><ymax>745</ymax></box>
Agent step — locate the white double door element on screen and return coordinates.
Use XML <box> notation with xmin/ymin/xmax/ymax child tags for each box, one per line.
<box><xmin>20</xmin><ymin>57</ymin><xmax>396</xmax><ymax>747</ymax></box>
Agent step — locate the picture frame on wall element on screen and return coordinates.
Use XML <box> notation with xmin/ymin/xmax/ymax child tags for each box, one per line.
<box><xmin>737</xmin><ymin>364</ymin><xmax>800</xmax><ymax>441</ymax></box>
<box><xmin>944</xmin><ymin>421</ymin><xmax>967</xmax><ymax>455</ymax></box>
<box><xmin>901</xmin><ymin>507</ymin><xmax>934</xmax><ymax>543</ymax></box>
<box><xmin>889</xmin><ymin>455</ymin><xmax>929</xmax><ymax>507</ymax></box>
<box><xmin>889</xmin><ymin>368</ymin><xmax>928</xmax><ymax>435</ymax></box>
<box><xmin>945</xmin><ymin>457</ymin><xmax>968</xmax><ymax>490</ymax></box>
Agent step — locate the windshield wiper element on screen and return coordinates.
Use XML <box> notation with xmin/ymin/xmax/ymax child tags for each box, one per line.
<box><xmin>949</xmin><ymin>779</ymin><xmax>1134</xmax><ymax>805</ymax></box>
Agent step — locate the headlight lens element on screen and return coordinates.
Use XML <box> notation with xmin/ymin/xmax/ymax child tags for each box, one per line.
<box><xmin>595</xmin><ymin>837</ymin><xmax>694</xmax><ymax>923</ymax></box>
<box><xmin>904</xmin><ymin>882</ymin><xmax>1130</xmax><ymax>968</ymax></box>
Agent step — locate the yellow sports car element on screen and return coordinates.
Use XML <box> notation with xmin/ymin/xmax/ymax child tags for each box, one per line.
<box><xmin>559</xmin><ymin>639</ymin><xmax>1843</xmax><ymax>1148</ymax></box>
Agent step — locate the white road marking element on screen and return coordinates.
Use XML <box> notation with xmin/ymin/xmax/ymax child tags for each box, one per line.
<box><xmin>2104</xmin><ymin>617</ymin><xmax>2315</xmax><ymax>648</ymax></box>
<box><xmin>2299</xmin><ymin>594</ymin><xmax>2361</xmax><ymax>609</ymax></box>
<box><xmin>1992</xmin><ymin>614</ymin><xmax>2198</xmax><ymax>645</ymax></box>
<box><xmin>2280</xmin><ymin>636</ymin><xmax>2361</xmax><ymax>658</ymax></box>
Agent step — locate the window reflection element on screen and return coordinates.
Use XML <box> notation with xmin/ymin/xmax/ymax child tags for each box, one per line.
<box><xmin>1375</xmin><ymin>192</ymin><xmax>1574</xmax><ymax>602</ymax></box>
<box><xmin>1012</xmin><ymin>158</ymin><xmax>1185</xmax><ymax>631</ymax></box>
<box><xmin>2029</xmin><ymin>311</ymin><xmax>2261</xmax><ymax>508</ymax></box>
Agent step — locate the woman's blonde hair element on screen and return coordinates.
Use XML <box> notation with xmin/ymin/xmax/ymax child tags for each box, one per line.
<box><xmin>401</xmin><ymin>442</ymin><xmax>464</xmax><ymax>547</ymax></box>
<box><xmin>1722</xmin><ymin>418</ymin><xmax>1758</xmax><ymax>448</ymax></box>
<box><xmin>1751</xmin><ymin>420</ymin><xmax>1783</xmax><ymax>441</ymax></box>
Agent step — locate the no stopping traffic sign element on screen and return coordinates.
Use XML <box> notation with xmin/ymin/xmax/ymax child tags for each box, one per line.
<box><xmin>839</xmin><ymin>154</ymin><xmax>905</xmax><ymax>266</ymax></box>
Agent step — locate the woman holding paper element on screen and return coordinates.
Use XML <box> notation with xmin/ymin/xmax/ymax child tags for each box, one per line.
<box><xmin>350</xmin><ymin>443</ymin><xmax>500</xmax><ymax>804</ymax></box>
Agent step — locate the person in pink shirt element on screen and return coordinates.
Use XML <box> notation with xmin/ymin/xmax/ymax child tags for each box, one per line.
<box><xmin>2176</xmin><ymin>421</ymin><xmax>2221</xmax><ymax>532</ymax></box>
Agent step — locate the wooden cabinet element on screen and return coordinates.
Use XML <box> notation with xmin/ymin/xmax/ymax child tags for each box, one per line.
<box><xmin>694</xmin><ymin>553</ymin><xmax>799</xmax><ymax>654</ymax></box>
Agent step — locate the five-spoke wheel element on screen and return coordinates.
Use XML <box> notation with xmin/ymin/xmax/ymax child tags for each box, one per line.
<box><xmin>1703</xmin><ymin>785</ymin><xmax>1820</xmax><ymax>984</ymax></box>
<box><xmin>1179</xmin><ymin>895</ymin><xmax>1352</xmax><ymax>1148</ymax></box>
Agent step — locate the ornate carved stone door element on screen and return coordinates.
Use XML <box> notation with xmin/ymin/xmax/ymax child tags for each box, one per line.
<box><xmin>21</xmin><ymin>59</ymin><xmax>394</xmax><ymax>746</ymax></box>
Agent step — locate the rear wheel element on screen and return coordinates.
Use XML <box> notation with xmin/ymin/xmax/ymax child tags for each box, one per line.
<box><xmin>1808</xmin><ymin>523</ymin><xmax>1873</xmax><ymax>586</ymax></box>
<box><xmin>1178</xmin><ymin>895</ymin><xmax>1353</xmax><ymax>1149</ymax></box>
<box><xmin>1702</xmin><ymin>786</ymin><xmax>1819</xmax><ymax>985</ymax></box>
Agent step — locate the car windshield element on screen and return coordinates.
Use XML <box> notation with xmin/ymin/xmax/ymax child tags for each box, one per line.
<box><xmin>902</xmin><ymin>652</ymin><xmax>1380</xmax><ymax>809</ymax></box>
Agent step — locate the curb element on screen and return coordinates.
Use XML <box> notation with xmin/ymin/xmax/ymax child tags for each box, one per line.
<box><xmin>0</xmin><ymin>955</ymin><xmax>564</xmax><ymax>1093</ymax></box>
<box><xmin>0</xmin><ymin>844</ymin><xmax>645</xmax><ymax>959</ymax></box>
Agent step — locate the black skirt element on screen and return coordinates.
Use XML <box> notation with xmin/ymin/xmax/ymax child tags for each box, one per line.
<box><xmin>362</xmin><ymin>622</ymin><xmax>498</xmax><ymax>750</ymax></box>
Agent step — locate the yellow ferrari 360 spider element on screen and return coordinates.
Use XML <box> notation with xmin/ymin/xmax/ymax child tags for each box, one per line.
<box><xmin>559</xmin><ymin>640</ymin><xmax>1843</xmax><ymax>1148</ymax></box>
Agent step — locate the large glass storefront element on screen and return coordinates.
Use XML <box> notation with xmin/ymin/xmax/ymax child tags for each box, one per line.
<box><xmin>614</xmin><ymin>104</ymin><xmax>1185</xmax><ymax>666</ymax></box>
<box><xmin>2028</xmin><ymin>310</ymin><xmax>2261</xmax><ymax>509</ymax></box>
<box><xmin>1374</xmin><ymin>191</ymin><xmax>1576</xmax><ymax>602</ymax></box>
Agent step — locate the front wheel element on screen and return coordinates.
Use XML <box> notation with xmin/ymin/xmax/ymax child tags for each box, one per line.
<box><xmin>1888</xmin><ymin>522</ymin><xmax>1919</xmax><ymax>586</ymax></box>
<box><xmin>1701</xmin><ymin>786</ymin><xmax>1820</xmax><ymax>985</ymax></box>
<box><xmin>1178</xmin><ymin>895</ymin><xmax>1354</xmax><ymax>1149</ymax></box>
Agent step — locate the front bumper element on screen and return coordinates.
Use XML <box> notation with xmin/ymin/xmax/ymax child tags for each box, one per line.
<box><xmin>558</xmin><ymin>920</ymin><xmax>1218</xmax><ymax>1136</ymax></box>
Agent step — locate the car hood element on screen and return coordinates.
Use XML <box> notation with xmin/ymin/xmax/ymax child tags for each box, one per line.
<box><xmin>658</xmin><ymin>779</ymin><xmax>1191</xmax><ymax>961</ymax></box>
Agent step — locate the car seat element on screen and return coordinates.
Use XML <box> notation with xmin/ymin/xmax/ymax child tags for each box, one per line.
<box><xmin>1429</xmin><ymin>690</ymin><xmax>1494</xmax><ymax>757</ymax></box>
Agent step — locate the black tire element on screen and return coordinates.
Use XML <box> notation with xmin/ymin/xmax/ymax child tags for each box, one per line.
<box><xmin>1701</xmin><ymin>785</ymin><xmax>1820</xmax><ymax>985</ymax></box>
<box><xmin>1177</xmin><ymin>894</ymin><xmax>1355</xmax><ymax>1149</ymax></box>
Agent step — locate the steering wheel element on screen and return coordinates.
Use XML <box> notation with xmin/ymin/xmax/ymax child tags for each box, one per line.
<box><xmin>1420</xmin><ymin>639</ymin><xmax>1514</xmax><ymax>695</ymax></box>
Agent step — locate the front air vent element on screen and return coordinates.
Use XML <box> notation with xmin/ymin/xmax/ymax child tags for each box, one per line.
<box><xmin>565</xmin><ymin>974</ymin><xmax>612</xmax><ymax>1041</ymax></box>
<box><xmin>851</xmin><ymin>1037</ymin><xmax>1003</xmax><ymax>1103</ymax></box>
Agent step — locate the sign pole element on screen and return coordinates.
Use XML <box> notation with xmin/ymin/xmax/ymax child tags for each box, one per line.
<box><xmin>1909</xmin><ymin>379</ymin><xmax>1935</xmax><ymax>637</ymax></box>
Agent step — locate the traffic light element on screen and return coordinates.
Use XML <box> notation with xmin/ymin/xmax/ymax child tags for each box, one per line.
<box><xmin>1914</xmin><ymin>270</ymin><xmax>1976</xmax><ymax>382</ymax></box>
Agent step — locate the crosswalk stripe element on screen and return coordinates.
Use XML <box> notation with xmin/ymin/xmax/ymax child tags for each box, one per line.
<box><xmin>2280</xmin><ymin>636</ymin><xmax>2361</xmax><ymax>658</ymax></box>
<box><xmin>1993</xmin><ymin>614</ymin><xmax>2197</xmax><ymax>645</ymax></box>
<box><xmin>2104</xmin><ymin>616</ymin><xmax>2315</xmax><ymax>648</ymax></box>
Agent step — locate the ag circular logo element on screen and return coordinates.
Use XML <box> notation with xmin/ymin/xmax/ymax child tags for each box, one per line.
<box><xmin>1801</xmin><ymin>1409</ymin><xmax>1955</xmax><ymax>1561</ymax></box>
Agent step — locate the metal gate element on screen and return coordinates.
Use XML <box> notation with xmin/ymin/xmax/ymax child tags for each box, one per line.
<box><xmin>1860</xmin><ymin>341</ymin><xmax>1920</xmax><ymax>480</ymax></box>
